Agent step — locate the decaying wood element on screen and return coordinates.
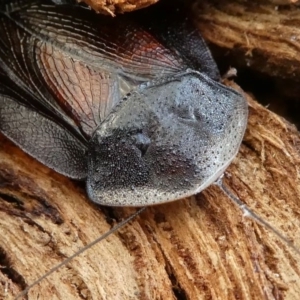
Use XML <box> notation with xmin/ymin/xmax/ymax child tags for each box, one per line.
<box><xmin>195</xmin><ymin>0</ymin><xmax>300</xmax><ymax>96</ymax></box>
<box><xmin>80</xmin><ymin>0</ymin><xmax>158</xmax><ymax>15</ymax></box>
<box><xmin>1</xmin><ymin>1</ymin><xmax>300</xmax><ymax>300</ymax></box>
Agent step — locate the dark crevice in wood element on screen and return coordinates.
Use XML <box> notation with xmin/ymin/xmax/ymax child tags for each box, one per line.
<box><xmin>0</xmin><ymin>192</ymin><xmax>24</xmax><ymax>207</ymax></box>
<box><xmin>0</xmin><ymin>246</ymin><xmax>27</xmax><ymax>295</ymax></box>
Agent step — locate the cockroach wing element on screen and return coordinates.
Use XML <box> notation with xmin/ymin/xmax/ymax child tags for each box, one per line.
<box><xmin>132</xmin><ymin>1</ymin><xmax>221</xmax><ymax>81</ymax></box>
<box><xmin>6</xmin><ymin>1</ymin><xmax>185</xmax><ymax>81</ymax></box>
<box><xmin>86</xmin><ymin>71</ymin><xmax>248</xmax><ymax>206</ymax></box>
<box><xmin>0</xmin><ymin>12</ymin><xmax>83</xmax><ymax>135</ymax></box>
<box><xmin>0</xmin><ymin>8</ymin><xmax>123</xmax><ymax>138</ymax></box>
<box><xmin>0</xmin><ymin>72</ymin><xmax>88</xmax><ymax>179</ymax></box>
<box><xmin>34</xmin><ymin>41</ymin><xmax>122</xmax><ymax>137</ymax></box>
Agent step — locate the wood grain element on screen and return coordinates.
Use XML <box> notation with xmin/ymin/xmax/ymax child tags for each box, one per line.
<box><xmin>81</xmin><ymin>0</ymin><xmax>158</xmax><ymax>15</ymax></box>
<box><xmin>195</xmin><ymin>0</ymin><xmax>300</xmax><ymax>98</ymax></box>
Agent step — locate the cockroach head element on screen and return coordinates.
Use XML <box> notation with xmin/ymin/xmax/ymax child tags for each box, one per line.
<box><xmin>86</xmin><ymin>70</ymin><xmax>248</xmax><ymax>206</ymax></box>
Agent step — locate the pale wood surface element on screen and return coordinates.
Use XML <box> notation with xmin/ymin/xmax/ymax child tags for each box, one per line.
<box><xmin>1</xmin><ymin>1</ymin><xmax>300</xmax><ymax>299</ymax></box>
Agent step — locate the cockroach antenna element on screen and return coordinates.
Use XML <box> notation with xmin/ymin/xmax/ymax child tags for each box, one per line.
<box><xmin>14</xmin><ymin>207</ymin><xmax>146</xmax><ymax>300</ymax></box>
<box><xmin>215</xmin><ymin>175</ymin><xmax>300</xmax><ymax>256</ymax></box>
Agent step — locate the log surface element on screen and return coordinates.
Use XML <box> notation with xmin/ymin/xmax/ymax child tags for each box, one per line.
<box><xmin>1</xmin><ymin>1</ymin><xmax>300</xmax><ymax>300</ymax></box>
<box><xmin>195</xmin><ymin>0</ymin><xmax>300</xmax><ymax>98</ymax></box>
<box><xmin>81</xmin><ymin>0</ymin><xmax>158</xmax><ymax>15</ymax></box>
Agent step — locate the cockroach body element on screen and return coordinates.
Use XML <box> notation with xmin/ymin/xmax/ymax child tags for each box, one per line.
<box><xmin>0</xmin><ymin>0</ymin><xmax>248</xmax><ymax>206</ymax></box>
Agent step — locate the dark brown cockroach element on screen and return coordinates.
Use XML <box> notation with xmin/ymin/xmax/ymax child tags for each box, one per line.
<box><xmin>1</xmin><ymin>0</ymin><xmax>299</xmax><ymax>298</ymax></box>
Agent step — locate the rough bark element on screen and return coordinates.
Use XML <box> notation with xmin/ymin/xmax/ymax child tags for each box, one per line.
<box><xmin>194</xmin><ymin>0</ymin><xmax>300</xmax><ymax>98</ymax></box>
<box><xmin>1</xmin><ymin>1</ymin><xmax>300</xmax><ymax>300</ymax></box>
<box><xmin>81</xmin><ymin>0</ymin><xmax>158</xmax><ymax>15</ymax></box>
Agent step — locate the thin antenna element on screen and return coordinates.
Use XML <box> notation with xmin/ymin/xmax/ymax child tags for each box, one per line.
<box><xmin>15</xmin><ymin>207</ymin><xmax>146</xmax><ymax>300</ymax></box>
<box><xmin>215</xmin><ymin>176</ymin><xmax>300</xmax><ymax>256</ymax></box>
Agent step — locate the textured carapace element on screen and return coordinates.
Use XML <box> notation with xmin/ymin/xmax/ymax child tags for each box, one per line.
<box><xmin>0</xmin><ymin>0</ymin><xmax>248</xmax><ymax>206</ymax></box>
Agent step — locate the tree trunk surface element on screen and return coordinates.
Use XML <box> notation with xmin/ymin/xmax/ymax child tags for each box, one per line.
<box><xmin>80</xmin><ymin>0</ymin><xmax>158</xmax><ymax>15</ymax></box>
<box><xmin>1</xmin><ymin>1</ymin><xmax>300</xmax><ymax>300</ymax></box>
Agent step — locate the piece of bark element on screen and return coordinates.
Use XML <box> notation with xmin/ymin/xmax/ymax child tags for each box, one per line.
<box><xmin>80</xmin><ymin>0</ymin><xmax>158</xmax><ymax>15</ymax></box>
<box><xmin>194</xmin><ymin>0</ymin><xmax>300</xmax><ymax>100</ymax></box>
<box><xmin>1</xmin><ymin>84</ymin><xmax>300</xmax><ymax>300</ymax></box>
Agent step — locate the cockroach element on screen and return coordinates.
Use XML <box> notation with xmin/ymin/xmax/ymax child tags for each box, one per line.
<box><xmin>0</xmin><ymin>0</ymin><xmax>246</xmax><ymax>206</ymax></box>
<box><xmin>0</xmin><ymin>0</ymin><xmax>299</xmax><ymax>298</ymax></box>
